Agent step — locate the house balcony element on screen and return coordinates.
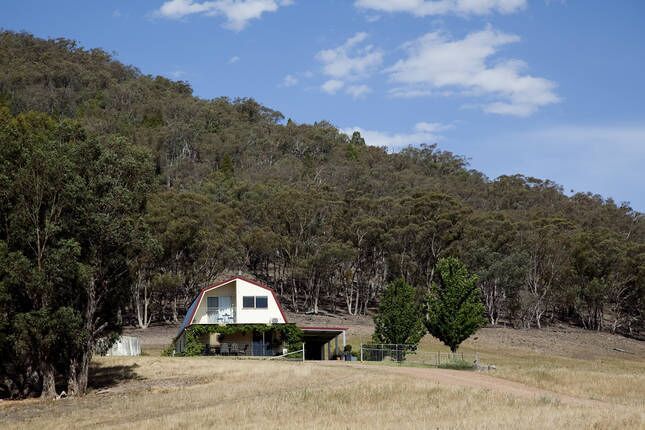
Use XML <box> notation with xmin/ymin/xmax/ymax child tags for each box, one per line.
<box><xmin>205</xmin><ymin>309</ymin><xmax>235</xmax><ymax>324</ymax></box>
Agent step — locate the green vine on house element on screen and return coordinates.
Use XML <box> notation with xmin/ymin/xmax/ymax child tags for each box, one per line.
<box><xmin>171</xmin><ymin>324</ymin><xmax>303</xmax><ymax>356</ymax></box>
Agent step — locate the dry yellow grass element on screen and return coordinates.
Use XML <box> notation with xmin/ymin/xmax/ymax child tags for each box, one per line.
<box><xmin>349</xmin><ymin>326</ymin><xmax>645</xmax><ymax>408</ymax></box>
<box><xmin>2</xmin><ymin>326</ymin><xmax>644</xmax><ymax>429</ymax></box>
<box><xmin>1</xmin><ymin>355</ymin><xmax>643</xmax><ymax>429</ymax></box>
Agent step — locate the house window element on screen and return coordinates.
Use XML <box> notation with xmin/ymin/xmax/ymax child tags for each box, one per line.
<box><xmin>207</xmin><ymin>296</ymin><xmax>219</xmax><ymax>312</ymax></box>
<box><xmin>242</xmin><ymin>296</ymin><xmax>255</xmax><ymax>308</ymax></box>
<box><xmin>242</xmin><ymin>296</ymin><xmax>269</xmax><ymax>309</ymax></box>
<box><xmin>255</xmin><ymin>296</ymin><xmax>268</xmax><ymax>309</ymax></box>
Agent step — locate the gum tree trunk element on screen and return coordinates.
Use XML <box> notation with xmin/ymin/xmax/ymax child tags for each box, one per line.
<box><xmin>67</xmin><ymin>358</ymin><xmax>79</xmax><ymax>396</ymax></box>
<box><xmin>69</xmin><ymin>275</ymin><xmax>104</xmax><ymax>396</ymax></box>
<box><xmin>40</xmin><ymin>363</ymin><xmax>56</xmax><ymax>399</ymax></box>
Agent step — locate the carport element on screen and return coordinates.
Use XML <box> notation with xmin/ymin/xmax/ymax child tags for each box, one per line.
<box><xmin>299</xmin><ymin>326</ymin><xmax>347</xmax><ymax>360</ymax></box>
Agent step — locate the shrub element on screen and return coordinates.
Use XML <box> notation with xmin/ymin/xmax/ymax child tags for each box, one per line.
<box><xmin>161</xmin><ymin>344</ymin><xmax>175</xmax><ymax>357</ymax></box>
<box><xmin>437</xmin><ymin>359</ymin><xmax>475</xmax><ymax>370</ymax></box>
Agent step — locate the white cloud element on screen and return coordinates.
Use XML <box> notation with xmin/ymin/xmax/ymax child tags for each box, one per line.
<box><xmin>157</xmin><ymin>0</ymin><xmax>211</xmax><ymax>17</ymax></box>
<box><xmin>169</xmin><ymin>69</ymin><xmax>187</xmax><ymax>78</ymax></box>
<box><xmin>341</xmin><ymin>122</ymin><xmax>452</xmax><ymax>151</ymax></box>
<box><xmin>355</xmin><ymin>0</ymin><xmax>526</xmax><ymax>16</ymax></box>
<box><xmin>316</xmin><ymin>32</ymin><xmax>383</xmax><ymax>80</ymax></box>
<box><xmin>388</xmin><ymin>87</ymin><xmax>433</xmax><ymax>98</ymax></box>
<box><xmin>387</xmin><ymin>27</ymin><xmax>559</xmax><ymax>116</ymax></box>
<box><xmin>346</xmin><ymin>84</ymin><xmax>372</xmax><ymax>99</ymax></box>
<box><xmin>228</xmin><ymin>55</ymin><xmax>240</xmax><ymax>64</ymax></box>
<box><xmin>316</xmin><ymin>32</ymin><xmax>383</xmax><ymax>98</ymax></box>
<box><xmin>281</xmin><ymin>74</ymin><xmax>299</xmax><ymax>87</ymax></box>
<box><xmin>155</xmin><ymin>0</ymin><xmax>292</xmax><ymax>31</ymax></box>
<box><xmin>321</xmin><ymin>79</ymin><xmax>345</xmax><ymax>94</ymax></box>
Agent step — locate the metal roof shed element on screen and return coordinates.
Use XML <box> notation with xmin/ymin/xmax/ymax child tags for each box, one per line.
<box><xmin>299</xmin><ymin>326</ymin><xmax>348</xmax><ymax>360</ymax></box>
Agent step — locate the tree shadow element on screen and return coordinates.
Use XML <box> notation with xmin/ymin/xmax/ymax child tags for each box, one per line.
<box><xmin>88</xmin><ymin>363</ymin><xmax>142</xmax><ymax>389</ymax></box>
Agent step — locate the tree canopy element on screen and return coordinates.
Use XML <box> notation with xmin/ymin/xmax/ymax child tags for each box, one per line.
<box><xmin>0</xmin><ymin>106</ymin><xmax>153</xmax><ymax>398</ymax></box>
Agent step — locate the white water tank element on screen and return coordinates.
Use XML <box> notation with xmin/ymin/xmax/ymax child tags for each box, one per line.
<box><xmin>106</xmin><ymin>336</ymin><xmax>141</xmax><ymax>356</ymax></box>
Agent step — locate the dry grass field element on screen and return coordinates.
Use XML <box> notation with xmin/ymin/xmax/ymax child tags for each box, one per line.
<box><xmin>1</xmin><ymin>323</ymin><xmax>644</xmax><ymax>429</ymax></box>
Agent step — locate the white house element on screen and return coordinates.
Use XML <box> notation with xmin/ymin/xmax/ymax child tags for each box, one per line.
<box><xmin>175</xmin><ymin>276</ymin><xmax>346</xmax><ymax>359</ymax></box>
<box><xmin>188</xmin><ymin>276</ymin><xmax>287</xmax><ymax>326</ymax></box>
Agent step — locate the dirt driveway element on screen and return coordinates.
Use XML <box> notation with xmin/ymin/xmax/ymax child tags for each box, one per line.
<box><xmin>320</xmin><ymin>361</ymin><xmax>611</xmax><ymax>408</ymax></box>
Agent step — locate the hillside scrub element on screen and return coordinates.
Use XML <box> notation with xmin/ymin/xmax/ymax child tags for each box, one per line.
<box><xmin>0</xmin><ymin>31</ymin><xmax>644</xmax><ymax>397</ymax></box>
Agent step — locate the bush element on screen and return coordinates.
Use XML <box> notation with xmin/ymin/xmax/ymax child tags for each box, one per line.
<box><xmin>161</xmin><ymin>344</ymin><xmax>175</xmax><ymax>357</ymax></box>
<box><xmin>437</xmin><ymin>359</ymin><xmax>475</xmax><ymax>370</ymax></box>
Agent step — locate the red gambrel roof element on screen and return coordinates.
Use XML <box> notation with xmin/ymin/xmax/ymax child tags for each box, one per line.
<box><xmin>182</xmin><ymin>276</ymin><xmax>288</xmax><ymax>333</ymax></box>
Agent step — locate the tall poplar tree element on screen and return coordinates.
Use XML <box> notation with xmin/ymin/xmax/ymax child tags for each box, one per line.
<box><xmin>373</xmin><ymin>278</ymin><xmax>426</xmax><ymax>347</ymax></box>
<box><xmin>425</xmin><ymin>257</ymin><xmax>486</xmax><ymax>352</ymax></box>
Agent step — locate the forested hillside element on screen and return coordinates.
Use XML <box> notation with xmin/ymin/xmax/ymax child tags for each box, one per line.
<box><xmin>1</xmin><ymin>28</ymin><xmax>643</xmax><ymax>371</ymax></box>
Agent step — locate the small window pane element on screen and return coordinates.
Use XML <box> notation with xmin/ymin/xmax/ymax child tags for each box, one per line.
<box><xmin>243</xmin><ymin>296</ymin><xmax>255</xmax><ymax>308</ymax></box>
<box><xmin>255</xmin><ymin>296</ymin><xmax>268</xmax><ymax>308</ymax></box>
<box><xmin>207</xmin><ymin>297</ymin><xmax>219</xmax><ymax>310</ymax></box>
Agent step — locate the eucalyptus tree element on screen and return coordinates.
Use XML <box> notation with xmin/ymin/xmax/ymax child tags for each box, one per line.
<box><xmin>0</xmin><ymin>108</ymin><xmax>154</xmax><ymax>397</ymax></box>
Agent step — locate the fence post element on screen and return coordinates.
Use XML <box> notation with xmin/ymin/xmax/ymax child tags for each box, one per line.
<box><xmin>302</xmin><ymin>342</ymin><xmax>305</xmax><ymax>362</ymax></box>
<box><xmin>360</xmin><ymin>342</ymin><xmax>363</xmax><ymax>362</ymax></box>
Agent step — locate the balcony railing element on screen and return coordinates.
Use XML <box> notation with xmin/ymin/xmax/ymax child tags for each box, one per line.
<box><xmin>206</xmin><ymin>310</ymin><xmax>235</xmax><ymax>324</ymax></box>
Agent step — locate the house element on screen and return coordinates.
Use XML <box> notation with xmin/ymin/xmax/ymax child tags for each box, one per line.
<box><xmin>175</xmin><ymin>276</ymin><xmax>346</xmax><ymax>359</ymax></box>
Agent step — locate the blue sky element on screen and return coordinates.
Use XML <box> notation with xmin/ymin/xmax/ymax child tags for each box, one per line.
<box><xmin>3</xmin><ymin>0</ymin><xmax>644</xmax><ymax>210</ymax></box>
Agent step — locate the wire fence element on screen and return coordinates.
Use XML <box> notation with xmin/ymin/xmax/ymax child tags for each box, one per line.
<box><xmin>360</xmin><ymin>343</ymin><xmax>478</xmax><ymax>366</ymax></box>
<box><xmin>360</xmin><ymin>343</ymin><xmax>417</xmax><ymax>362</ymax></box>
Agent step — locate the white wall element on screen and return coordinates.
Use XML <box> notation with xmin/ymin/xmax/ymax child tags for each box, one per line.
<box><xmin>192</xmin><ymin>282</ymin><xmax>236</xmax><ymax>324</ymax></box>
<box><xmin>234</xmin><ymin>279</ymin><xmax>286</xmax><ymax>324</ymax></box>
<box><xmin>191</xmin><ymin>278</ymin><xmax>285</xmax><ymax>325</ymax></box>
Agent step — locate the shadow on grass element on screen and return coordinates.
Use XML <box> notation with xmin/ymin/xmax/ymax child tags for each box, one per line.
<box><xmin>88</xmin><ymin>363</ymin><xmax>142</xmax><ymax>389</ymax></box>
